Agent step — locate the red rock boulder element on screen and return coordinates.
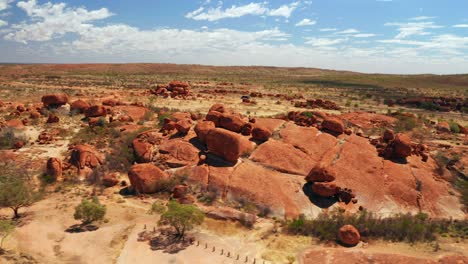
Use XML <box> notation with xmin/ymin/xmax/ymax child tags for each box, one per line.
<box><xmin>46</xmin><ymin>114</ymin><xmax>59</xmax><ymax>123</ymax></box>
<box><xmin>251</xmin><ymin>126</ymin><xmax>271</xmax><ymax>142</ymax></box>
<box><xmin>69</xmin><ymin>144</ymin><xmax>104</xmax><ymax>171</ymax></box>
<box><xmin>102</xmin><ymin>173</ymin><xmax>119</xmax><ymax>187</ymax></box>
<box><xmin>322</xmin><ymin>117</ymin><xmax>345</xmax><ymax>135</ymax></box>
<box><xmin>85</xmin><ymin>105</ymin><xmax>107</xmax><ymax>118</ymax></box>
<box><xmin>312</xmin><ymin>182</ymin><xmax>338</xmax><ymax>197</ymax></box>
<box><xmin>71</xmin><ymin>99</ymin><xmax>90</xmax><ymax>113</ymax></box>
<box><xmin>206</xmin><ymin>128</ymin><xmax>253</xmax><ymax>163</ymax></box>
<box><xmin>41</xmin><ymin>94</ymin><xmax>69</xmax><ymax>108</ymax></box>
<box><xmin>128</xmin><ymin>163</ymin><xmax>169</xmax><ymax>194</ymax></box>
<box><xmin>175</xmin><ymin>119</ymin><xmax>191</xmax><ymax>134</ymax></box>
<box><xmin>306</xmin><ymin>164</ymin><xmax>337</xmax><ymax>182</ymax></box>
<box><xmin>46</xmin><ymin>157</ymin><xmax>62</xmax><ymax>180</ymax></box>
<box><xmin>219</xmin><ymin>114</ymin><xmax>245</xmax><ymax>133</ymax></box>
<box><xmin>436</xmin><ymin>122</ymin><xmax>450</xmax><ymax>133</ymax></box>
<box><xmin>392</xmin><ymin>133</ymin><xmax>412</xmax><ymax>159</ymax></box>
<box><xmin>206</xmin><ymin>111</ymin><xmax>223</xmax><ymax>126</ymax></box>
<box><xmin>338</xmin><ymin>225</ymin><xmax>360</xmax><ymax>246</ymax></box>
<box><xmin>194</xmin><ymin>121</ymin><xmax>216</xmax><ymax>143</ymax></box>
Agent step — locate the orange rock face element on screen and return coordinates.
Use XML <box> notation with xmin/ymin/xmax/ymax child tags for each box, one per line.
<box><xmin>128</xmin><ymin>163</ymin><xmax>169</xmax><ymax>194</ymax></box>
<box><xmin>205</xmin><ymin>128</ymin><xmax>253</xmax><ymax>163</ymax></box>
<box><xmin>69</xmin><ymin>144</ymin><xmax>104</xmax><ymax>171</ymax></box>
<box><xmin>250</xmin><ymin>139</ymin><xmax>314</xmax><ymax>176</ymax></box>
<box><xmin>392</xmin><ymin>133</ymin><xmax>412</xmax><ymax>159</ymax></box>
<box><xmin>322</xmin><ymin>117</ymin><xmax>345</xmax><ymax>135</ymax></box>
<box><xmin>159</xmin><ymin>140</ymin><xmax>200</xmax><ymax>168</ymax></box>
<box><xmin>194</xmin><ymin>121</ymin><xmax>216</xmax><ymax>143</ymax></box>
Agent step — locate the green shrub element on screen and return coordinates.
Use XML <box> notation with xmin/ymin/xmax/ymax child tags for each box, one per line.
<box><xmin>394</xmin><ymin>114</ymin><xmax>418</xmax><ymax>132</ymax></box>
<box><xmin>148</xmin><ymin>201</ymin><xmax>167</xmax><ymax>215</ymax></box>
<box><xmin>449</xmin><ymin>122</ymin><xmax>460</xmax><ymax>134</ymax></box>
<box><xmin>158</xmin><ymin>200</ymin><xmax>204</xmax><ymax>238</ymax></box>
<box><xmin>0</xmin><ymin>219</ymin><xmax>14</xmax><ymax>250</ymax></box>
<box><xmin>74</xmin><ymin>197</ymin><xmax>106</xmax><ymax>225</ymax></box>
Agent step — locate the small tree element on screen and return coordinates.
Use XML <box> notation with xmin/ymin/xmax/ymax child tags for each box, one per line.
<box><xmin>74</xmin><ymin>197</ymin><xmax>106</xmax><ymax>225</ymax></box>
<box><xmin>0</xmin><ymin>220</ymin><xmax>14</xmax><ymax>252</ymax></box>
<box><xmin>158</xmin><ymin>200</ymin><xmax>204</xmax><ymax>238</ymax></box>
<box><xmin>0</xmin><ymin>165</ymin><xmax>40</xmax><ymax>218</ymax></box>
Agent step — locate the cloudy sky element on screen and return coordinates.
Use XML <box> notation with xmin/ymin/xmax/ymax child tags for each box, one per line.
<box><xmin>0</xmin><ymin>0</ymin><xmax>468</xmax><ymax>74</ymax></box>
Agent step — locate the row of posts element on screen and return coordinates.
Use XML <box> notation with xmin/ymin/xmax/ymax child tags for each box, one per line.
<box><xmin>195</xmin><ymin>240</ymin><xmax>268</xmax><ymax>264</ymax></box>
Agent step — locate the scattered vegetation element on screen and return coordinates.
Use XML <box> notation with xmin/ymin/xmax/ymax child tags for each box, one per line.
<box><xmin>158</xmin><ymin>200</ymin><xmax>204</xmax><ymax>238</ymax></box>
<box><xmin>0</xmin><ymin>128</ymin><xmax>26</xmax><ymax>150</ymax></box>
<box><xmin>148</xmin><ymin>201</ymin><xmax>167</xmax><ymax>215</ymax></box>
<box><xmin>393</xmin><ymin>113</ymin><xmax>418</xmax><ymax>132</ymax></box>
<box><xmin>73</xmin><ymin>197</ymin><xmax>107</xmax><ymax>225</ymax></box>
<box><xmin>0</xmin><ymin>220</ymin><xmax>14</xmax><ymax>252</ymax></box>
<box><xmin>286</xmin><ymin>209</ymin><xmax>467</xmax><ymax>243</ymax></box>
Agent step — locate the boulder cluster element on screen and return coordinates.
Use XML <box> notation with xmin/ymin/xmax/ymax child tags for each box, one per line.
<box><xmin>150</xmin><ymin>80</ymin><xmax>191</xmax><ymax>99</ymax></box>
<box><xmin>294</xmin><ymin>98</ymin><xmax>341</xmax><ymax>110</ymax></box>
<box><xmin>386</xmin><ymin>96</ymin><xmax>468</xmax><ymax>112</ymax></box>
<box><xmin>287</xmin><ymin>111</ymin><xmax>348</xmax><ymax>136</ymax></box>
<box><xmin>306</xmin><ymin>164</ymin><xmax>357</xmax><ymax>204</ymax></box>
<box><xmin>372</xmin><ymin>129</ymin><xmax>428</xmax><ymax>162</ymax></box>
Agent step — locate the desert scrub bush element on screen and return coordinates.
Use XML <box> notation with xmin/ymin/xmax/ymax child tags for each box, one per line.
<box><xmin>155</xmin><ymin>174</ymin><xmax>188</xmax><ymax>193</ymax></box>
<box><xmin>284</xmin><ymin>209</ymin><xmax>467</xmax><ymax>243</ymax></box>
<box><xmin>0</xmin><ymin>219</ymin><xmax>14</xmax><ymax>252</ymax></box>
<box><xmin>448</xmin><ymin>122</ymin><xmax>460</xmax><ymax>133</ymax></box>
<box><xmin>74</xmin><ymin>197</ymin><xmax>106</xmax><ymax>225</ymax></box>
<box><xmin>393</xmin><ymin>113</ymin><xmax>418</xmax><ymax>132</ymax></box>
<box><xmin>0</xmin><ymin>128</ymin><xmax>26</xmax><ymax>149</ymax></box>
<box><xmin>105</xmin><ymin>128</ymin><xmax>145</xmax><ymax>172</ymax></box>
<box><xmin>148</xmin><ymin>201</ymin><xmax>167</xmax><ymax>215</ymax></box>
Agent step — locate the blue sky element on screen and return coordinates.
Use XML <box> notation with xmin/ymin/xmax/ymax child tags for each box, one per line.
<box><xmin>0</xmin><ymin>0</ymin><xmax>468</xmax><ymax>74</ymax></box>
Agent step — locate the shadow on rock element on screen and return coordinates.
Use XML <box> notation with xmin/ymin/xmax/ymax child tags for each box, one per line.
<box><xmin>302</xmin><ymin>182</ymin><xmax>337</xmax><ymax>209</ymax></box>
<box><xmin>65</xmin><ymin>224</ymin><xmax>98</xmax><ymax>233</ymax></box>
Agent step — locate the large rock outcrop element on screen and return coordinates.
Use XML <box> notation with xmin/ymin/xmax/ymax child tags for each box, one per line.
<box><xmin>205</xmin><ymin>128</ymin><xmax>253</xmax><ymax>163</ymax></box>
<box><xmin>128</xmin><ymin>163</ymin><xmax>169</xmax><ymax>194</ymax></box>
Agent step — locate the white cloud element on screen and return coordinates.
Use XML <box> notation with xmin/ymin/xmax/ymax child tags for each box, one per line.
<box><xmin>267</xmin><ymin>2</ymin><xmax>299</xmax><ymax>18</ymax></box>
<box><xmin>384</xmin><ymin>21</ymin><xmax>442</xmax><ymax>39</ymax></box>
<box><xmin>453</xmin><ymin>24</ymin><xmax>468</xmax><ymax>28</ymax></box>
<box><xmin>295</xmin><ymin>18</ymin><xmax>316</xmax><ymax>27</ymax></box>
<box><xmin>352</xmin><ymin>33</ymin><xmax>376</xmax><ymax>38</ymax></box>
<box><xmin>319</xmin><ymin>28</ymin><xmax>337</xmax><ymax>32</ymax></box>
<box><xmin>0</xmin><ymin>19</ymin><xmax>7</xmax><ymax>27</ymax></box>
<box><xmin>336</xmin><ymin>29</ymin><xmax>359</xmax><ymax>34</ymax></box>
<box><xmin>409</xmin><ymin>16</ymin><xmax>436</xmax><ymax>21</ymax></box>
<box><xmin>5</xmin><ymin>0</ymin><xmax>113</xmax><ymax>43</ymax></box>
<box><xmin>305</xmin><ymin>37</ymin><xmax>346</xmax><ymax>46</ymax></box>
<box><xmin>185</xmin><ymin>1</ymin><xmax>300</xmax><ymax>21</ymax></box>
<box><xmin>0</xmin><ymin>0</ymin><xmax>14</xmax><ymax>11</ymax></box>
